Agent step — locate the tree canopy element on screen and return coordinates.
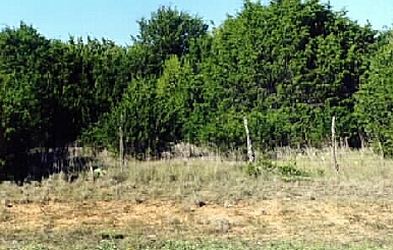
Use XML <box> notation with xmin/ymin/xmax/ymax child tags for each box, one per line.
<box><xmin>1</xmin><ymin>0</ymin><xmax>392</xmax><ymax>181</ymax></box>
<box><xmin>356</xmin><ymin>31</ymin><xmax>393</xmax><ymax>156</ymax></box>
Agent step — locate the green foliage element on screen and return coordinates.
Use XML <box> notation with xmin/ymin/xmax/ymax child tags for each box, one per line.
<box><xmin>356</xmin><ymin>31</ymin><xmax>393</xmax><ymax>156</ymax></box>
<box><xmin>96</xmin><ymin>240</ymin><xmax>118</xmax><ymax>250</ymax></box>
<box><xmin>193</xmin><ymin>0</ymin><xmax>376</xmax><ymax>149</ymax></box>
<box><xmin>0</xmin><ymin>23</ymin><xmax>53</xmax><ymax>179</ymax></box>
<box><xmin>82</xmin><ymin>7</ymin><xmax>210</xmax><ymax>157</ymax></box>
<box><xmin>133</xmin><ymin>6</ymin><xmax>209</xmax><ymax>76</ymax></box>
<box><xmin>0</xmin><ymin>24</ymin><xmax>132</xmax><ymax>179</ymax></box>
<box><xmin>3</xmin><ymin>1</ymin><xmax>393</xmax><ymax>180</ymax></box>
<box><xmin>245</xmin><ymin>160</ymin><xmax>275</xmax><ymax>178</ymax></box>
<box><xmin>83</xmin><ymin>77</ymin><xmax>157</xmax><ymax>155</ymax></box>
<box><xmin>246</xmin><ymin>159</ymin><xmax>309</xmax><ymax>180</ymax></box>
<box><xmin>83</xmin><ymin>56</ymin><xmax>200</xmax><ymax>156</ymax></box>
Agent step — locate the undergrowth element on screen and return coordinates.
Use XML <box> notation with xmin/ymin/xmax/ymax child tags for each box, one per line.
<box><xmin>245</xmin><ymin>159</ymin><xmax>311</xmax><ymax>180</ymax></box>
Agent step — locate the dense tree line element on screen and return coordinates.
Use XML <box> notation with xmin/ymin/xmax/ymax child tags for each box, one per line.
<box><xmin>0</xmin><ymin>0</ymin><xmax>392</xmax><ymax>180</ymax></box>
<box><xmin>356</xmin><ymin>32</ymin><xmax>393</xmax><ymax>156</ymax></box>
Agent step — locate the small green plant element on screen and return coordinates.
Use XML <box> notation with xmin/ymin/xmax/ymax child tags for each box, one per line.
<box><xmin>245</xmin><ymin>159</ymin><xmax>274</xmax><ymax>178</ymax></box>
<box><xmin>96</xmin><ymin>240</ymin><xmax>118</xmax><ymax>250</ymax></box>
<box><xmin>277</xmin><ymin>163</ymin><xmax>308</xmax><ymax>177</ymax></box>
<box><xmin>246</xmin><ymin>159</ymin><xmax>309</xmax><ymax>180</ymax></box>
<box><xmin>245</xmin><ymin>163</ymin><xmax>259</xmax><ymax>177</ymax></box>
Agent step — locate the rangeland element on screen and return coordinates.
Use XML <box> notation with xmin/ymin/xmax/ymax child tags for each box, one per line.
<box><xmin>1</xmin><ymin>148</ymin><xmax>393</xmax><ymax>249</ymax></box>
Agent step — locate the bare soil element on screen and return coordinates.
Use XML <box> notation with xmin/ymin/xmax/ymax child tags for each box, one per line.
<box><xmin>2</xmin><ymin>151</ymin><xmax>393</xmax><ymax>249</ymax></box>
<box><xmin>2</xmin><ymin>197</ymin><xmax>393</xmax><ymax>245</ymax></box>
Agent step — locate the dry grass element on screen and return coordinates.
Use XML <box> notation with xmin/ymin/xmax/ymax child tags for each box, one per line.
<box><xmin>276</xmin><ymin>147</ymin><xmax>393</xmax><ymax>180</ymax></box>
<box><xmin>1</xmin><ymin>147</ymin><xmax>393</xmax><ymax>249</ymax></box>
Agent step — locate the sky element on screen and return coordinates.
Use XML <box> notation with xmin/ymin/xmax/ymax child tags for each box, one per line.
<box><xmin>0</xmin><ymin>0</ymin><xmax>392</xmax><ymax>46</ymax></box>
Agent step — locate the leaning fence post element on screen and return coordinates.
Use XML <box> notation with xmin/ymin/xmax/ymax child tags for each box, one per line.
<box><xmin>243</xmin><ymin>116</ymin><xmax>255</xmax><ymax>163</ymax></box>
<box><xmin>331</xmin><ymin>116</ymin><xmax>339</xmax><ymax>172</ymax></box>
<box><xmin>119</xmin><ymin>113</ymin><xmax>125</xmax><ymax>172</ymax></box>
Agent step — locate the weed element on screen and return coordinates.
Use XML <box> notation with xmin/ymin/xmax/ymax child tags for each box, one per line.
<box><xmin>246</xmin><ymin>159</ymin><xmax>310</xmax><ymax>180</ymax></box>
<box><xmin>96</xmin><ymin>240</ymin><xmax>118</xmax><ymax>250</ymax></box>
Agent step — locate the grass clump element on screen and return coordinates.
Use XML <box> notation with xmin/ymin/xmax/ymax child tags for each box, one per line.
<box><xmin>142</xmin><ymin>240</ymin><xmax>253</xmax><ymax>250</ymax></box>
<box><xmin>246</xmin><ymin>159</ymin><xmax>310</xmax><ymax>180</ymax></box>
<box><xmin>96</xmin><ymin>240</ymin><xmax>118</xmax><ymax>250</ymax></box>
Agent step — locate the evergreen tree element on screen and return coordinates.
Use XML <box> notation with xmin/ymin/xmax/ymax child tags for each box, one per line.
<box><xmin>195</xmin><ymin>0</ymin><xmax>375</xmax><ymax>149</ymax></box>
<box><xmin>356</xmin><ymin>31</ymin><xmax>393</xmax><ymax>156</ymax></box>
<box><xmin>132</xmin><ymin>6</ymin><xmax>209</xmax><ymax>76</ymax></box>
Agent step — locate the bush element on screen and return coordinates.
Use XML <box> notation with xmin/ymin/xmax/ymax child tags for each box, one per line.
<box><xmin>245</xmin><ymin>159</ymin><xmax>309</xmax><ymax>180</ymax></box>
<box><xmin>245</xmin><ymin>160</ymin><xmax>274</xmax><ymax>178</ymax></box>
<box><xmin>356</xmin><ymin>32</ymin><xmax>393</xmax><ymax>157</ymax></box>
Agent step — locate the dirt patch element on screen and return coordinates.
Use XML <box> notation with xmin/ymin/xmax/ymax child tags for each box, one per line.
<box><xmin>1</xmin><ymin>198</ymin><xmax>393</xmax><ymax>244</ymax></box>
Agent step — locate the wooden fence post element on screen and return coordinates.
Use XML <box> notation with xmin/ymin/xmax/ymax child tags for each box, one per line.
<box><xmin>119</xmin><ymin>113</ymin><xmax>125</xmax><ymax>172</ymax></box>
<box><xmin>331</xmin><ymin>116</ymin><xmax>339</xmax><ymax>172</ymax></box>
<box><xmin>243</xmin><ymin>116</ymin><xmax>255</xmax><ymax>163</ymax></box>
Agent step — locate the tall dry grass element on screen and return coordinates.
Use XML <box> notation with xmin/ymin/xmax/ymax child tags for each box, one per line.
<box><xmin>1</xmin><ymin>147</ymin><xmax>393</xmax><ymax>250</ymax></box>
<box><xmin>1</xmin><ymin>147</ymin><xmax>392</xmax><ymax>205</ymax></box>
<box><xmin>275</xmin><ymin>147</ymin><xmax>393</xmax><ymax>180</ymax></box>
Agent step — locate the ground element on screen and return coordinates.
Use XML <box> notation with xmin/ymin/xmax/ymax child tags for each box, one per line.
<box><xmin>1</xmin><ymin>148</ymin><xmax>393</xmax><ymax>249</ymax></box>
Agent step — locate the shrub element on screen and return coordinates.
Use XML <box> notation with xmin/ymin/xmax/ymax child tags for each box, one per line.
<box><xmin>245</xmin><ymin>159</ymin><xmax>309</xmax><ymax>180</ymax></box>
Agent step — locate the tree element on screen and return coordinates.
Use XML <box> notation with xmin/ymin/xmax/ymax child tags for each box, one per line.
<box><xmin>194</xmin><ymin>0</ymin><xmax>375</xmax><ymax>149</ymax></box>
<box><xmin>83</xmin><ymin>77</ymin><xmax>158</xmax><ymax>157</ymax></box>
<box><xmin>356</xmin><ymin>31</ymin><xmax>393</xmax><ymax>156</ymax></box>
<box><xmin>0</xmin><ymin>24</ymin><xmax>131</xmax><ymax>180</ymax></box>
<box><xmin>133</xmin><ymin>6</ymin><xmax>209</xmax><ymax>76</ymax></box>
<box><xmin>48</xmin><ymin>37</ymin><xmax>130</xmax><ymax>146</ymax></box>
<box><xmin>0</xmin><ymin>23</ymin><xmax>53</xmax><ymax>180</ymax></box>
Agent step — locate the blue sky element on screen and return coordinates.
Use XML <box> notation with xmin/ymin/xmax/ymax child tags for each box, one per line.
<box><xmin>0</xmin><ymin>0</ymin><xmax>392</xmax><ymax>45</ymax></box>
